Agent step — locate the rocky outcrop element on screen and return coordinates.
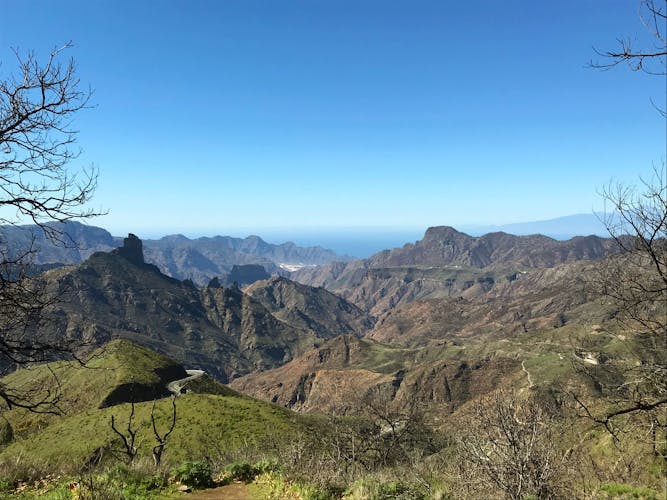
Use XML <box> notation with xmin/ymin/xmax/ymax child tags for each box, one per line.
<box><xmin>230</xmin><ymin>336</ymin><xmax>397</xmax><ymax>412</ymax></box>
<box><xmin>0</xmin><ymin>222</ymin><xmax>350</xmax><ymax>286</ymax></box>
<box><xmin>245</xmin><ymin>276</ymin><xmax>374</xmax><ymax>337</ymax></box>
<box><xmin>367</xmin><ymin>259</ymin><xmax>608</xmax><ymax>345</ymax></box>
<box><xmin>220</xmin><ymin>264</ymin><xmax>270</xmax><ymax>287</ymax></box>
<box><xmin>290</xmin><ymin>228</ymin><xmax>622</xmax><ymax>315</ymax></box>
<box><xmin>34</xmin><ymin>237</ymin><xmax>335</xmax><ymax>382</ymax></box>
<box><xmin>230</xmin><ymin>335</ymin><xmax>519</xmax><ymax>415</ymax></box>
<box><xmin>114</xmin><ymin>233</ymin><xmax>144</xmax><ymax>265</ymax></box>
<box><xmin>367</xmin><ymin>227</ymin><xmax>620</xmax><ymax>269</ymax></box>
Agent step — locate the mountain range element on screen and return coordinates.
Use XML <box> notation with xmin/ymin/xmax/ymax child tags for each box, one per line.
<box><xmin>2</xmin><ymin>223</ymin><xmax>625</xmax><ymax>408</ymax></box>
<box><xmin>459</xmin><ymin>213</ymin><xmax>610</xmax><ymax>239</ymax></box>
<box><xmin>0</xmin><ymin>221</ymin><xmax>350</xmax><ymax>286</ymax></box>
<box><xmin>23</xmin><ymin>234</ymin><xmax>370</xmax><ymax>382</ymax></box>
<box><xmin>1</xmin><ymin>217</ymin><xmax>662</xmax><ymax>496</ymax></box>
<box><xmin>290</xmin><ymin>225</ymin><xmax>621</xmax><ymax>316</ymax></box>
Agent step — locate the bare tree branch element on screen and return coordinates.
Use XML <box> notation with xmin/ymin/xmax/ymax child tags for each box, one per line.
<box><xmin>589</xmin><ymin>0</ymin><xmax>667</xmax><ymax>75</ymax></box>
<box><xmin>151</xmin><ymin>396</ymin><xmax>177</xmax><ymax>468</ymax></box>
<box><xmin>581</xmin><ymin>165</ymin><xmax>667</xmax><ymax>461</ymax></box>
<box><xmin>110</xmin><ymin>400</ymin><xmax>140</xmax><ymax>465</ymax></box>
<box><xmin>0</xmin><ymin>43</ymin><xmax>103</xmax><ymax>412</ymax></box>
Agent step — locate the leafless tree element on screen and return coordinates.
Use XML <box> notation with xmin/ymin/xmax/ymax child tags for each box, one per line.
<box><xmin>307</xmin><ymin>383</ymin><xmax>441</xmax><ymax>487</ymax></box>
<box><xmin>577</xmin><ymin>167</ymin><xmax>667</xmax><ymax>459</ymax></box>
<box><xmin>0</xmin><ymin>43</ymin><xmax>98</xmax><ymax>225</ymax></box>
<box><xmin>110</xmin><ymin>400</ymin><xmax>140</xmax><ymax>465</ymax></box>
<box><xmin>590</xmin><ymin>0</ymin><xmax>666</xmax><ymax>76</ymax></box>
<box><xmin>457</xmin><ymin>390</ymin><xmax>571</xmax><ymax>500</ymax></box>
<box><xmin>575</xmin><ymin>0</ymin><xmax>667</xmax><ymax>464</ymax></box>
<box><xmin>151</xmin><ymin>396</ymin><xmax>177</xmax><ymax>468</ymax></box>
<box><xmin>598</xmin><ymin>167</ymin><xmax>667</xmax><ymax>341</ymax></box>
<box><xmin>0</xmin><ymin>43</ymin><xmax>101</xmax><ymax>411</ymax></box>
<box><xmin>356</xmin><ymin>387</ymin><xmax>436</xmax><ymax>468</ymax></box>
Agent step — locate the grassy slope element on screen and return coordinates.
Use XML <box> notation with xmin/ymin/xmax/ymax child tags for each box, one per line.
<box><xmin>1</xmin><ymin>393</ymin><xmax>310</xmax><ymax>474</ymax></box>
<box><xmin>1</xmin><ymin>339</ymin><xmax>185</xmax><ymax>434</ymax></box>
<box><xmin>0</xmin><ymin>340</ymin><xmax>314</xmax><ymax>477</ymax></box>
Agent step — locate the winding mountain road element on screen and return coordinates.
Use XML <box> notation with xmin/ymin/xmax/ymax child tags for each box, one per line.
<box><xmin>167</xmin><ymin>369</ymin><xmax>205</xmax><ymax>396</ymax></box>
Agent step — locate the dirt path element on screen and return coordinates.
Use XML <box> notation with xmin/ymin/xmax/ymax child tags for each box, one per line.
<box><xmin>521</xmin><ymin>360</ymin><xmax>534</xmax><ymax>388</ymax></box>
<box><xmin>182</xmin><ymin>482</ymin><xmax>250</xmax><ymax>499</ymax></box>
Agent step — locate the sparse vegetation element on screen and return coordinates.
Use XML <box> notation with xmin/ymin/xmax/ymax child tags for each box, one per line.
<box><xmin>0</xmin><ymin>3</ymin><xmax>663</xmax><ymax>499</ymax></box>
<box><xmin>170</xmin><ymin>460</ymin><xmax>213</xmax><ymax>489</ymax></box>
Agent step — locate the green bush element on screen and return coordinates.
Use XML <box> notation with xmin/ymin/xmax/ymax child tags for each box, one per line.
<box><xmin>378</xmin><ymin>481</ymin><xmax>425</xmax><ymax>500</ymax></box>
<box><xmin>221</xmin><ymin>460</ymin><xmax>280</xmax><ymax>483</ymax></box>
<box><xmin>170</xmin><ymin>460</ymin><xmax>214</xmax><ymax>489</ymax></box>
<box><xmin>600</xmin><ymin>482</ymin><xmax>659</xmax><ymax>499</ymax></box>
<box><xmin>302</xmin><ymin>483</ymin><xmax>345</xmax><ymax>500</ymax></box>
<box><xmin>252</xmin><ymin>458</ymin><xmax>280</xmax><ymax>475</ymax></box>
<box><xmin>345</xmin><ymin>477</ymin><xmax>426</xmax><ymax>500</ymax></box>
<box><xmin>0</xmin><ymin>417</ymin><xmax>13</xmax><ymax>445</ymax></box>
<box><xmin>0</xmin><ymin>478</ymin><xmax>12</xmax><ymax>493</ymax></box>
<box><xmin>224</xmin><ymin>461</ymin><xmax>256</xmax><ymax>482</ymax></box>
<box><xmin>253</xmin><ymin>471</ymin><xmax>340</xmax><ymax>500</ymax></box>
<box><xmin>72</xmin><ymin>466</ymin><xmax>170</xmax><ymax>500</ymax></box>
<box><xmin>18</xmin><ymin>483</ymin><xmax>72</xmax><ymax>500</ymax></box>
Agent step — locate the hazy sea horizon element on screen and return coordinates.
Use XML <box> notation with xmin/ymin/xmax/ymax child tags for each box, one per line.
<box><xmin>260</xmin><ymin>229</ymin><xmax>425</xmax><ymax>259</ymax></box>
<box><xmin>133</xmin><ymin>214</ymin><xmax>609</xmax><ymax>259</ymax></box>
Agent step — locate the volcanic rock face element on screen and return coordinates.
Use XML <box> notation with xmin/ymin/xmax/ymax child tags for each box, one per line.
<box><xmin>245</xmin><ymin>276</ymin><xmax>374</xmax><ymax>338</ymax></box>
<box><xmin>365</xmin><ymin>227</ymin><xmax>619</xmax><ymax>269</ymax></box>
<box><xmin>220</xmin><ymin>264</ymin><xmax>270</xmax><ymax>287</ymax></box>
<box><xmin>290</xmin><ymin>227</ymin><xmax>622</xmax><ymax>316</ymax></box>
<box><xmin>367</xmin><ymin>259</ymin><xmax>606</xmax><ymax>346</ymax></box>
<box><xmin>114</xmin><ymin>233</ymin><xmax>144</xmax><ymax>265</ymax></box>
<box><xmin>33</xmin><ymin>236</ymin><xmax>338</xmax><ymax>382</ymax></box>
<box><xmin>229</xmin><ymin>334</ymin><xmax>521</xmax><ymax>415</ymax></box>
<box><xmin>0</xmin><ymin>222</ymin><xmax>350</xmax><ymax>286</ymax></box>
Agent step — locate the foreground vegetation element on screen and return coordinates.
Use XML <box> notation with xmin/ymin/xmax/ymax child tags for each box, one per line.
<box><xmin>0</xmin><ymin>336</ymin><xmax>663</xmax><ymax>499</ymax></box>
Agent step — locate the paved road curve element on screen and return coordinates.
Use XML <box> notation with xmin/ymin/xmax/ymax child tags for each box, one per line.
<box><xmin>166</xmin><ymin>369</ymin><xmax>205</xmax><ymax>396</ymax></box>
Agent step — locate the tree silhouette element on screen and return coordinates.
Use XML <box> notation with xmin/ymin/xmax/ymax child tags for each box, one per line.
<box><xmin>0</xmin><ymin>43</ymin><xmax>101</xmax><ymax>411</ymax></box>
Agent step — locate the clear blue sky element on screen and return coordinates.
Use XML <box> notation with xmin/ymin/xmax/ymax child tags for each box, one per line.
<box><xmin>1</xmin><ymin>0</ymin><xmax>664</xmax><ymax>239</ymax></box>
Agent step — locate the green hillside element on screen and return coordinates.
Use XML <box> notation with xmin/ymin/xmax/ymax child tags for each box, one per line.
<box><xmin>0</xmin><ymin>340</ymin><xmax>314</xmax><ymax>482</ymax></box>
<box><xmin>0</xmin><ymin>393</ymin><xmax>309</xmax><ymax>476</ymax></box>
<box><xmin>1</xmin><ymin>340</ymin><xmax>185</xmax><ymax>433</ymax></box>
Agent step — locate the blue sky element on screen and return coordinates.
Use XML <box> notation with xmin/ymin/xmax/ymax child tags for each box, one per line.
<box><xmin>1</xmin><ymin>1</ymin><xmax>664</xmax><ymax>240</ymax></box>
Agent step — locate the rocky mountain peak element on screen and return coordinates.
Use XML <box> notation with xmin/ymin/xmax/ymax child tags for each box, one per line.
<box><xmin>114</xmin><ymin>233</ymin><xmax>144</xmax><ymax>265</ymax></box>
<box><xmin>422</xmin><ymin>226</ymin><xmax>470</xmax><ymax>242</ymax></box>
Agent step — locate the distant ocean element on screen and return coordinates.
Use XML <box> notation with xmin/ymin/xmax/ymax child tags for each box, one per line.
<box><xmin>257</xmin><ymin>214</ymin><xmax>610</xmax><ymax>259</ymax></box>
<box><xmin>260</xmin><ymin>229</ymin><xmax>425</xmax><ymax>259</ymax></box>
<box><xmin>163</xmin><ymin>215</ymin><xmax>609</xmax><ymax>260</ymax></box>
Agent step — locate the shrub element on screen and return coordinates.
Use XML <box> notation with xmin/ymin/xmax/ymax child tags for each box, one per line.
<box><xmin>253</xmin><ymin>471</ymin><xmax>340</xmax><ymax>500</ymax></box>
<box><xmin>224</xmin><ymin>462</ymin><xmax>256</xmax><ymax>483</ymax></box>
<box><xmin>345</xmin><ymin>478</ymin><xmax>426</xmax><ymax>500</ymax></box>
<box><xmin>0</xmin><ymin>417</ymin><xmax>13</xmax><ymax>445</ymax></box>
<box><xmin>252</xmin><ymin>458</ymin><xmax>280</xmax><ymax>475</ymax></box>
<box><xmin>600</xmin><ymin>482</ymin><xmax>660</xmax><ymax>499</ymax></box>
<box><xmin>378</xmin><ymin>481</ymin><xmax>426</xmax><ymax>499</ymax></box>
<box><xmin>170</xmin><ymin>460</ymin><xmax>214</xmax><ymax>489</ymax></box>
<box><xmin>74</xmin><ymin>466</ymin><xmax>170</xmax><ymax>500</ymax></box>
<box><xmin>0</xmin><ymin>478</ymin><xmax>12</xmax><ymax>493</ymax></box>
